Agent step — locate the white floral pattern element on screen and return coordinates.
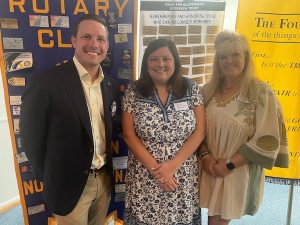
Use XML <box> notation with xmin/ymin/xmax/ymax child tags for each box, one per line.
<box><xmin>122</xmin><ymin>79</ymin><xmax>203</xmax><ymax>225</ymax></box>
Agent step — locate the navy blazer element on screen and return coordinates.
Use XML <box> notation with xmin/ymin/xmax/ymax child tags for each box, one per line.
<box><xmin>20</xmin><ymin>60</ymin><xmax>118</xmax><ymax>215</ymax></box>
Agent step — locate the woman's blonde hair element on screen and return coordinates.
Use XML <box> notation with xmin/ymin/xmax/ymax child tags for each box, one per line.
<box><xmin>203</xmin><ymin>31</ymin><xmax>259</xmax><ymax>105</ymax></box>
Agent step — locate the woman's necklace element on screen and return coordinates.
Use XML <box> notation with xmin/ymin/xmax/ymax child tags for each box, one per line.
<box><xmin>216</xmin><ymin>81</ymin><xmax>240</xmax><ymax>107</ymax></box>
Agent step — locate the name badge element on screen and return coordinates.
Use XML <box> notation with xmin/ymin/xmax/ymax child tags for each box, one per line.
<box><xmin>174</xmin><ymin>101</ymin><xmax>189</xmax><ymax>111</ymax></box>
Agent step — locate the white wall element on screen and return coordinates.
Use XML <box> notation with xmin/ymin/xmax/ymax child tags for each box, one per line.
<box><xmin>0</xmin><ymin>70</ymin><xmax>19</xmax><ymax>209</ymax></box>
<box><xmin>223</xmin><ymin>0</ymin><xmax>239</xmax><ymax>31</ymax></box>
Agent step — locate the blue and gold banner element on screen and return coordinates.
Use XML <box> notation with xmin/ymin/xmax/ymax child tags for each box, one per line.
<box><xmin>0</xmin><ymin>1</ymin><xmax>136</xmax><ymax>224</ymax></box>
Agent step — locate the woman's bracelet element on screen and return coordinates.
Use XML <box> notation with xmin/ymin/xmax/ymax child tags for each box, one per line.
<box><xmin>198</xmin><ymin>150</ymin><xmax>211</xmax><ymax>161</ymax></box>
<box><xmin>200</xmin><ymin>153</ymin><xmax>211</xmax><ymax>164</ymax></box>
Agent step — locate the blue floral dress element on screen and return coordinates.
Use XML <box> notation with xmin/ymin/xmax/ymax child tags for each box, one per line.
<box><xmin>122</xmin><ymin>78</ymin><xmax>203</xmax><ymax>225</ymax></box>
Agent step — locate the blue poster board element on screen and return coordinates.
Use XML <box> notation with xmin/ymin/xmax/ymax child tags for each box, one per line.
<box><xmin>0</xmin><ymin>1</ymin><xmax>135</xmax><ymax>224</ymax></box>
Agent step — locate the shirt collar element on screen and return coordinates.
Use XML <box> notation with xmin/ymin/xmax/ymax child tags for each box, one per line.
<box><xmin>73</xmin><ymin>56</ymin><xmax>104</xmax><ymax>83</ymax></box>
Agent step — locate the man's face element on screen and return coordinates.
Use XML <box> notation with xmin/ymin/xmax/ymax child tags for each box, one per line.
<box><xmin>71</xmin><ymin>20</ymin><xmax>109</xmax><ymax>72</ymax></box>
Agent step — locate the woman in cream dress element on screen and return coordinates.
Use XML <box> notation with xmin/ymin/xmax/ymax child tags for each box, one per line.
<box><xmin>198</xmin><ymin>31</ymin><xmax>289</xmax><ymax>225</ymax></box>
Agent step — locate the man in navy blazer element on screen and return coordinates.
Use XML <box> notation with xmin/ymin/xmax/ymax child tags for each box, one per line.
<box><xmin>20</xmin><ymin>14</ymin><xmax>118</xmax><ymax>225</ymax></box>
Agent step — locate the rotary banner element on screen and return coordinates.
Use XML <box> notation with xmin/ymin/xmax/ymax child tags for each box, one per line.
<box><xmin>236</xmin><ymin>0</ymin><xmax>300</xmax><ymax>181</ymax></box>
<box><xmin>0</xmin><ymin>0</ymin><xmax>136</xmax><ymax>224</ymax></box>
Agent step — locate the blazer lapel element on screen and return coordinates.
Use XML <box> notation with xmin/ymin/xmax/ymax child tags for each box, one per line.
<box><xmin>59</xmin><ymin>61</ymin><xmax>93</xmax><ymax>141</ymax></box>
<box><xmin>101</xmin><ymin>76</ymin><xmax>114</xmax><ymax>162</ymax></box>
<box><xmin>101</xmin><ymin>77</ymin><xmax>113</xmax><ymax>121</ymax></box>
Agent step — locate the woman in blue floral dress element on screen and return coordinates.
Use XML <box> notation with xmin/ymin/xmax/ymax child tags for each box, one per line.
<box><xmin>122</xmin><ymin>38</ymin><xmax>205</xmax><ymax>224</ymax></box>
